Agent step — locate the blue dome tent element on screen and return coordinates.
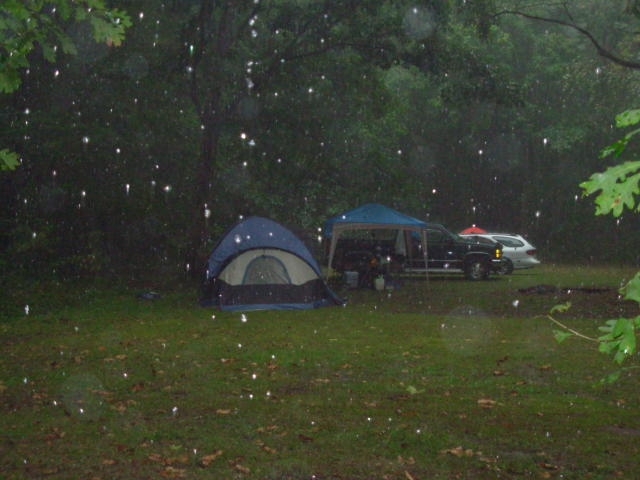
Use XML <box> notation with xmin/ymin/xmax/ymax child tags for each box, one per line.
<box><xmin>203</xmin><ymin>217</ymin><xmax>343</xmax><ymax>311</ymax></box>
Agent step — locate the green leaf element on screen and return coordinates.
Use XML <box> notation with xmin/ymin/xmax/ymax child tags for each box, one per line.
<box><xmin>580</xmin><ymin>161</ymin><xmax>640</xmax><ymax>217</ymax></box>
<box><xmin>550</xmin><ymin>302</ymin><xmax>571</xmax><ymax>314</ymax></box>
<box><xmin>553</xmin><ymin>330</ymin><xmax>573</xmax><ymax>343</ymax></box>
<box><xmin>598</xmin><ymin>370</ymin><xmax>622</xmax><ymax>385</ymax></box>
<box><xmin>620</xmin><ymin>273</ymin><xmax>640</xmax><ymax>303</ymax></box>
<box><xmin>0</xmin><ymin>149</ymin><xmax>20</xmax><ymax>170</ymax></box>
<box><xmin>597</xmin><ymin>318</ymin><xmax>637</xmax><ymax>364</ymax></box>
<box><xmin>615</xmin><ymin>109</ymin><xmax>640</xmax><ymax>128</ymax></box>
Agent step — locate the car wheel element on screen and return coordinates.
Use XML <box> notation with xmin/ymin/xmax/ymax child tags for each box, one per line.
<box><xmin>465</xmin><ymin>259</ymin><xmax>489</xmax><ymax>280</ymax></box>
<box><xmin>498</xmin><ymin>258</ymin><xmax>514</xmax><ymax>275</ymax></box>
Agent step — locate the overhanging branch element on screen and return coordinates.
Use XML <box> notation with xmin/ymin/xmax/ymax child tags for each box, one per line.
<box><xmin>497</xmin><ymin>9</ymin><xmax>640</xmax><ymax>70</ymax></box>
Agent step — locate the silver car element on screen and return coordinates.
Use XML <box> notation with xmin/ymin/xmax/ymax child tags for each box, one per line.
<box><xmin>460</xmin><ymin>233</ymin><xmax>541</xmax><ymax>274</ymax></box>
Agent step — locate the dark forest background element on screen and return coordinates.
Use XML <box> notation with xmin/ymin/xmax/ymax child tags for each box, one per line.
<box><xmin>2</xmin><ymin>0</ymin><xmax>640</xmax><ymax>281</ymax></box>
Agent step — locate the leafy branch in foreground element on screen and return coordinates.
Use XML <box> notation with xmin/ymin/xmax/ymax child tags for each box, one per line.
<box><xmin>552</xmin><ymin>109</ymin><xmax>640</xmax><ymax>381</ymax></box>
<box><xmin>580</xmin><ymin>109</ymin><xmax>640</xmax><ymax>217</ymax></box>
<box><xmin>548</xmin><ymin>274</ymin><xmax>640</xmax><ymax>383</ymax></box>
<box><xmin>0</xmin><ymin>0</ymin><xmax>131</xmax><ymax>171</ymax></box>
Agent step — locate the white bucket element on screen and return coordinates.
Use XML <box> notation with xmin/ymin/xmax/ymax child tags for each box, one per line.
<box><xmin>374</xmin><ymin>276</ymin><xmax>385</xmax><ymax>291</ymax></box>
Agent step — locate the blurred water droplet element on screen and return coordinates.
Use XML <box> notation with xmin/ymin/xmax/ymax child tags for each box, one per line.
<box><xmin>24</xmin><ymin>305</ymin><xmax>29</xmax><ymax>315</ymax></box>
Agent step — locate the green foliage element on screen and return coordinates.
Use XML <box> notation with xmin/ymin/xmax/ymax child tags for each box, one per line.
<box><xmin>552</xmin><ymin>109</ymin><xmax>640</xmax><ymax>378</ymax></box>
<box><xmin>0</xmin><ymin>0</ymin><xmax>130</xmax><ymax>93</ymax></box>
<box><xmin>0</xmin><ymin>149</ymin><xmax>19</xmax><ymax>171</ymax></box>
<box><xmin>597</xmin><ymin>317</ymin><xmax>639</xmax><ymax>364</ymax></box>
<box><xmin>581</xmin><ymin>110</ymin><xmax>640</xmax><ymax>216</ymax></box>
<box><xmin>580</xmin><ymin>161</ymin><xmax>640</xmax><ymax>216</ymax></box>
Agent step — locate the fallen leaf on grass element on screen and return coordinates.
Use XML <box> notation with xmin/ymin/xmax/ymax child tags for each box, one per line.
<box><xmin>404</xmin><ymin>470</ymin><xmax>416</xmax><ymax>480</ymax></box>
<box><xmin>477</xmin><ymin>398</ymin><xmax>497</xmax><ymax>408</ymax></box>
<box><xmin>200</xmin><ymin>450</ymin><xmax>223</xmax><ymax>466</ymax></box>
<box><xmin>261</xmin><ymin>445</ymin><xmax>277</xmax><ymax>454</ymax></box>
<box><xmin>229</xmin><ymin>460</ymin><xmax>250</xmax><ymax>474</ymax></box>
<box><xmin>159</xmin><ymin>466</ymin><xmax>187</xmax><ymax>478</ymax></box>
<box><xmin>440</xmin><ymin>446</ymin><xmax>475</xmax><ymax>457</ymax></box>
<box><xmin>216</xmin><ymin>408</ymin><xmax>232</xmax><ymax>415</ymax></box>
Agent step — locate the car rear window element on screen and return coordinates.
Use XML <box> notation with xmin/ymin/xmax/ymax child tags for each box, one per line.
<box><xmin>493</xmin><ymin>236</ymin><xmax>524</xmax><ymax>248</ymax></box>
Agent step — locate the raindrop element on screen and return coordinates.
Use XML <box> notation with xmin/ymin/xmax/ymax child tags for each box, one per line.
<box><xmin>543</xmin><ymin>138</ymin><xmax>548</xmax><ymax>146</ymax></box>
<box><xmin>535</xmin><ymin>211</ymin><xmax>541</xmax><ymax>218</ymax></box>
<box><xmin>172</xmin><ymin>406</ymin><xmax>178</xmax><ymax>416</ymax></box>
<box><xmin>234</xmin><ymin>234</ymin><xmax>242</xmax><ymax>244</ymax></box>
<box><xmin>512</xmin><ymin>299</ymin><xmax>520</xmax><ymax>308</ymax></box>
<box><xmin>125</xmin><ymin>184</ymin><xmax>130</xmax><ymax>194</ymax></box>
<box><xmin>82</xmin><ymin>136</ymin><xmax>90</xmax><ymax>144</ymax></box>
<box><xmin>24</xmin><ymin>305</ymin><xmax>29</xmax><ymax>315</ymax></box>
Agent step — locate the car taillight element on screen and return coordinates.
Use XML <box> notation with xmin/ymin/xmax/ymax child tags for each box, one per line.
<box><xmin>526</xmin><ymin>249</ymin><xmax>536</xmax><ymax>256</ymax></box>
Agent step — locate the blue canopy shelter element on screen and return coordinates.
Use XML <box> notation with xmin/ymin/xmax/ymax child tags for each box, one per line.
<box><xmin>204</xmin><ymin>216</ymin><xmax>343</xmax><ymax>311</ymax></box>
<box><xmin>323</xmin><ymin>203</ymin><xmax>429</xmax><ymax>276</ymax></box>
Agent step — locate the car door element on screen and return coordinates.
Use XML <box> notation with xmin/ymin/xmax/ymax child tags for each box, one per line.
<box><xmin>426</xmin><ymin>227</ymin><xmax>462</xmax><ymax>270</ymax></box>
<box><xmin>492</xmin><ymin>235</ymin><xmax>525</xmax><ymax>268</ymax></box>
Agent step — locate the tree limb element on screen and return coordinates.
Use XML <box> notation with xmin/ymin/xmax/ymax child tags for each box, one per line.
<box><xmin>497</xmin><ymin>9</ymin><xmax>640</xmax><ymax>70</ymax></box>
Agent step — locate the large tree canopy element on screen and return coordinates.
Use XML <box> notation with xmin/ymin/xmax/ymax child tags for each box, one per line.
<box><xmin>1</xmin><ymin>0</ymin><xmax>639</xmax><ymax>278</ymax></box>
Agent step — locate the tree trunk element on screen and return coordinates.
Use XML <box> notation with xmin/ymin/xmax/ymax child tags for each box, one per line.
<box><xmin>186</xmin><ymin>101</ymin><xmax>222</xmax><ymax>279</ymax></box>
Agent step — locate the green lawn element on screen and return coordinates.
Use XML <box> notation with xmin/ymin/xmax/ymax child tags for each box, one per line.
<box><xmin>1</xmin><ymin>265</ymin><xmax>639</xmax><ymax>479</ymax></box>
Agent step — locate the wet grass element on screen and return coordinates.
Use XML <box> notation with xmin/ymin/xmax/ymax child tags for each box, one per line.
<box><xmin>1</xmin><ymin>264</ymin><xmax>639</xmax><ymax>479</ymax></box>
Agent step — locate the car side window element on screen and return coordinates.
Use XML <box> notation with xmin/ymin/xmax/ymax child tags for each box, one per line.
<box><xmin>427</xmin><ymin>229</ymin><xmax>446</xmax><ymax>244</ymax></box>
<box><xmin>493</xmin><ymin>236</ymin><xmax>524</xmax><ymax>248</ymax></box>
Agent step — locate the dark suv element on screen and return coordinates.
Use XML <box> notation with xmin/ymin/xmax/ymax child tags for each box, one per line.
<box><xmin>405</xmin><ymin>223</ymin><xmax>503</xmax><ymax>280</ymax></box>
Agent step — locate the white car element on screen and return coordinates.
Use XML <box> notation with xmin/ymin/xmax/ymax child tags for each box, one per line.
<box><xmin>460</xmin><ymin>233</ymin><xmax>540</xmax><ymax>274</ymax></box>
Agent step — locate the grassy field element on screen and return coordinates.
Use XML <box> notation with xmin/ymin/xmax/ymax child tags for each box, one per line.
<box><xmin>1</xmin><ymin>264</ymin><xmax>639</xmax><ymax>479</ymax></box>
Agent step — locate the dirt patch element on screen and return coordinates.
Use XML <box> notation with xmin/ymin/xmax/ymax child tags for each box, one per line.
<box><xmin>517</xmin><ymin>285</ymin><xmax>638</xmax><ymax>319</ymax></box>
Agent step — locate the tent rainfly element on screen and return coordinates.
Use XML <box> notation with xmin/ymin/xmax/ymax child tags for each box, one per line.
<box><xmin>322</xmin><ymin>203</ymin><xmax>429</xmax><ymax>275</ymax></box>
<box><xmin>203</xmin><ymin>216</ymin><xmax>344</xmax><ymax>311</ymax></box>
